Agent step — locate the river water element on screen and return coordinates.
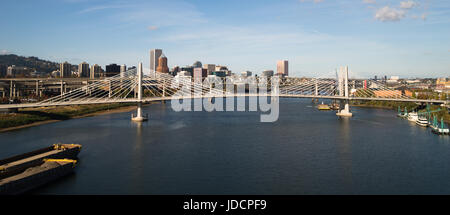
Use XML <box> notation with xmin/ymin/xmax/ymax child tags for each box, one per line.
<box><xmin>0</xmin><ymin>98</ymin><xmax>449</xmax><ymax>194</ymax></box>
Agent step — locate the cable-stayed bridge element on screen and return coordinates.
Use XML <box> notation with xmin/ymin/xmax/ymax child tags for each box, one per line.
<box><xmin>0</xmin><ymin>63</ymin><xmax>447</xmax><ymax>120</ymax></box>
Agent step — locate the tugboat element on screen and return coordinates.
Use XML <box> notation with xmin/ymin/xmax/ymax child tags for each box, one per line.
<box><xmin>330</xmin><ymin>102</ymin><xmax>340</xmax><ymax>110</ymax></box>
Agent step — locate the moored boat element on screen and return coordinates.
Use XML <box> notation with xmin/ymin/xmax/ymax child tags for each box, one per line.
<box><xmin>330</xmin><ymin>103</ymin><xmax>340</xmax><ymax>110</ymax></box>
<box><xmin>430</xmin><ymin>116</ymin><xmax>450</xmax><ymax>135</ymax></box>
<box><xmin>318</xmin><ymin>102</ymin><xmax>331</xmax><ymax>111</ymax></box>
<box><xmin>407</xmin><ymin>112</ymin><xmax>418</xmax><ymax>122</ymax></box>
<box><xmin>415</xmin><ymin>116</ymin><xmax>429</xmax><ymax>127</ymax></box>
<box><xmin>0</xmin><ymin>159</ymin><xmax>77</xmax><ymax>195</ymax></box>
<box><xmin>0</xmin><ymin>144</ymin><xmax>81</xmax><ymax>178</ymax></box>
<box><xmin>0</xmin><ymin>144</ymin><xmax>81</xmax><ymax>195</ymax></box>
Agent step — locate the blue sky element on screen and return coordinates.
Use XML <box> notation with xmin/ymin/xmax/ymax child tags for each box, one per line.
<box><xmin>1</xmin><ymin>0</ymin><xmax>449</xmax><ymax>78</ymax></box>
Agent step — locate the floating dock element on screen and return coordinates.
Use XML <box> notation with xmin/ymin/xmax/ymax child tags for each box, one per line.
<box><xmin>0</xmin><ymin>144</ymin><xmax>81</xmax><ymax>195</ymax></box>
<box><xmin>397</xmin><ymin>106</ymin><xmax>449</xmax><ymax>136</ymax></box>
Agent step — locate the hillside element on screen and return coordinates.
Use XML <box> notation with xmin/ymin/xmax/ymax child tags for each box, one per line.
<box><xmin>0</xmin><ymin>54</ymin><xmax>60</xmax><ymax>74</ymax></box>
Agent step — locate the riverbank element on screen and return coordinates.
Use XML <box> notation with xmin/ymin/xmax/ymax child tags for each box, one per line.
<box><xmin>0</xmin><ymin>103</ymin><xmax>158</xmax><ymax>132</ymax></box>
<box><xmin>351</xmin><ymin>100</ymin><xmax>450</xmax><ymax>124</ymax></box>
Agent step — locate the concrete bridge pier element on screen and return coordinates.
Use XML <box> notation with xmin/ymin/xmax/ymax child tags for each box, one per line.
<box><xmin>337</xmin><ymin>99</ymin><xmax>353</xmax><ymax>117</ymax></box>
<box><xmin>9</xmin><ymin>80</ymin><xmax>12</xmax><ymax>98</ymax></box>
<box><xmin>35</xmin><ymin>80</ymin><xmax>40</xmax><ymax>97</ymax></box>
<box><xmin>132</xmin><ymin>63</ymin><xmax>148</xmax><ymax>122</ymax></box>
<box><xmin>60</xmin><ymin>81</ymin><xmax>64</xmax><ymax>96</ymax></box>
<box><xmin>132</xmin><ymin>102</ymin><xmax>148</xmax><ymax>122</ymax></box>
<box><xmin>336</xmin><ymin>66</ymin><xmax>353</xmax><ymax>117</ymax></box>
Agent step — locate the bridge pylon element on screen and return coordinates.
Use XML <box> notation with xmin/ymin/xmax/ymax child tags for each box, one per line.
<box><xmin>336</xmin><ymin>66</ymin><xmax>353</xmax><ymax>117</ymax></box>
<box><xmin>132</xmin><ymin>63</ymin><xmax>148</xmax><ymax>122</ymax></box>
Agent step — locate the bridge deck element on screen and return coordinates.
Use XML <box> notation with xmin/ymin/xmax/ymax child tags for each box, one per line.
<box><xmin>0</xmin><ymin>94</ymin><xmax>447</xmax><ymax>109</ymax></box>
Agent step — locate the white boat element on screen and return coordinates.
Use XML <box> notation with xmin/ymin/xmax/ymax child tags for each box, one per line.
<box><xmin>432</xmin><ymin>126</ymin><xmax>450</xmax><ymax>135</ymax></box>
<box><xmin>431</xmin><ymin>117</ymin><xmax>450</xmax><ymax>135</ymax></box>
<box><xmin>415</xmin><ymin>116</ymin><xmax>429</xmax><ymax>127</ymax></box>
<box><xmin>407</xmin><ymin>112</ymin><xmax>418</xmax><ymax>122</ymax></box>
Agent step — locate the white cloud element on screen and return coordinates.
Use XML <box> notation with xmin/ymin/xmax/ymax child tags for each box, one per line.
<box><xmin>363</xmin><ymin>0</ymin><xmax>376</xmax><ymax>4</ymax></box>
<box><xmin>400</xmin><ymin>1</ymin><xmax>418</xmax><ymax>9</ymax></box>
<box><xmin>78</xmin><ymin>3</ymin><xmax>135</xmax><ymax>14</ymax></box>
<box><xmin>0</xmin><ymin>50</ymin><xmax>10</xmax><ymax>55</ymax></box>
<box><xmin>147</xmin><ymin>26</ymin><xmax>158</xmax><ymax>31</ymax></box>
<box><xmin>375</xmin><ymin>6</ymin><xmax>406</xmax><ymax>22</ymax></box>
<box><xmin>299</xmin><ymin>0</ymin><xmax>324</xmax><ymax>3</ymax></box>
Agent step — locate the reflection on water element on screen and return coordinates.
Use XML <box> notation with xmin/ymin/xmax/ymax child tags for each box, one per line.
<box><xmin>0</xmin><ymin>98</ymin><xmax>449</xmax><ymax>194</ymax></box>
<box><xmin>131</xmin><ymin>121</ymin><xmax>144</xmax><ymax>192</ymax></box>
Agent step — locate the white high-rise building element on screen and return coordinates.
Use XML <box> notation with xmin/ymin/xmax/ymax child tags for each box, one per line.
<box><xmin>150</xmin><ymin>49</ymin><xmax>163</xmax><ymax>72</ymax></box>
<box><xmin>90</xmin><ymin>64</ymin><xmax>101</xmax><ymax>79</ymax></box>
<box><xmin>277</xmin><ymin>60</ymin><xmax>288</xmax><ymax>76</ymax></box>
<box><xmin>120</xmin><ymin>64</ymin><xmax>127</xmax><ymax>78</ymax></box>
<box><xmin>60</xmin><ymin>62</ymin><xmax>71</xmax><ymax>78</ymax></box>
<box><xmin>78</xmin><ymin>62</ymin><xmax>89</xmax><ymax>77</ymax></box>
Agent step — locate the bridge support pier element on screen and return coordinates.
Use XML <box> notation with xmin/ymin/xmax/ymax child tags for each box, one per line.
<box><xmin>132</xmin><ymin>102</ymin><xmax>148</xmax><ymax>122</ymax></box>
<box><xmin>336</xmin><ymin>100</ymin><xmax>353</xmax><ymax>117</ymax></box>
<box><xmin>336</xmin><ymin>66</ymin><xmax>352</xmax><ymax>117</ymax></box>
<box><xmin>131</xmin><ymin>62</ymin><xmax>148</xmax><ymax>122</ymax></box>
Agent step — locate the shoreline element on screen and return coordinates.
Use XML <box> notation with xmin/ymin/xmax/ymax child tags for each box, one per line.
<box><xmin>351</xmin><ymin>104</ymin><xmax>396</xmax><ymax>110</ymax></box>
<box><xmin>352</xmin><ymin>104</ymin><xmax>450</xmax><ymax>124</ymax></box>
<box><xmin>0</xmin><ymin>104</ymin><xmax>141</xmax><ymax>133</ymax></box>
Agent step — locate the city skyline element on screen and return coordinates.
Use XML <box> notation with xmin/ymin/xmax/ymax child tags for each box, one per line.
<box><xmin>1</xmin><ymin>0</ymin><xmax>450</xmax><ymax>78</ymax></box>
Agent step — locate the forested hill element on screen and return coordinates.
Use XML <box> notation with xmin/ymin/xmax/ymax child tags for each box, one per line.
<box><xmin>0</xmin><ymin>54</ymin><xmax>59</xmax><ymax>74</ymax></box>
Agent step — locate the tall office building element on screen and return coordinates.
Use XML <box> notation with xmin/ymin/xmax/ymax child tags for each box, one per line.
<box><xmin>60</xmin><ymin>62</ymin><xmax>71</xmax><ymax>78</ymax></box>
<box><xmin>90</xmin><ymin>64</ymin><xmax>101</xmax><ymax>79</ymax></box>
<box><xmin>150</xmin><ymin>49</ymin><xmax>163</xmax><ymax>72</ymax></box>
<box><xmin>203</xmin><ymin>64</ymin><xmax>216</xmax><ymax>75</ymax></box>
<box><xmin>262</xmin><ymin>70</ymin><xmax>274</xmax><ymax>77</ymax></box>
<box><xmin>120</xmin><ymin>64</ymin><xmax>127</xmax><ymax>77</ymax></box>
<box><xmin>181</xmin><ymin>66</ymin><xmax>194</xmax><ymax>76</ymax></box>
<box><xmin>156</xmin><ymin>54</ymin><xmax>169</xmax><ymax>73</ymax></box>
<box><xmin>277</xmin><ymin>60</ymin><xmax>288</xmax><ymax>76</ymax></box>
<box><xmin>105</xmin><ymin>64</ymin><xmax>120</xmax><ymax>77</ymax></box>
<box><xmin>78</xmin><ymin>62</ymin><xmax>89</xmax><ymax>77</ymax></box>
<box><xmin>193</xmin><ymin>67</ymin><xmax>207</xmax><ymax>81</ymax></box>
<box><xmin>171</xmin><ymin>66</ymin><xmax>180</xmax><ymax>76</ymax></box>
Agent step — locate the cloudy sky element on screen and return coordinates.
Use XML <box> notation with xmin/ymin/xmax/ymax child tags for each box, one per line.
<box><xmin>1</xmin><ymin>0</ymin><xmax>449</xmax><ymax>78</ymax></box>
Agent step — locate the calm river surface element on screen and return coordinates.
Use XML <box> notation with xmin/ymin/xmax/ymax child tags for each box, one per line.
<box><xmin>1</xmin><ymin>98</ymin><xmax>449</xmax><ymax>194</ymax></box>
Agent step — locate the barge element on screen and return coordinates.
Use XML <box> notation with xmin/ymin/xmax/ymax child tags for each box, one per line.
<box><xmin>0</xmin><ymin>144</ymin><xmax>81</xmax><ymax>195</ymax></box>
<box><xmin>318</xmin><ymin>102</ymin><xmax>331</xmax><ymax>111</ymax></box>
